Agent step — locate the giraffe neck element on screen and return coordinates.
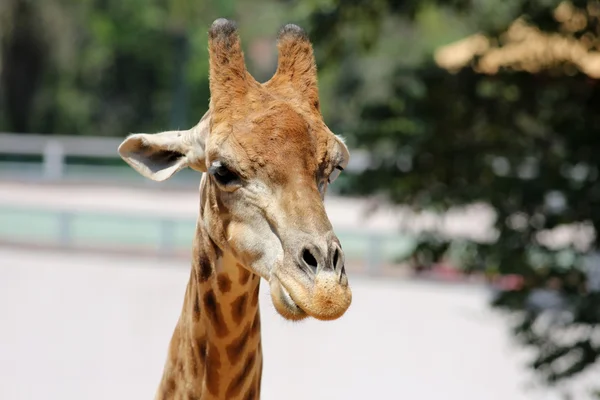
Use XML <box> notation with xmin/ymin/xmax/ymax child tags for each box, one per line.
<box><xmin>155</xmin><ymin>222</ymin><xmax>262</xmax><ymax>400</ymax></box>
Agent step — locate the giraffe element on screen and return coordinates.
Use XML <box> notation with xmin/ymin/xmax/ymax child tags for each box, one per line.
<box><xmin>118</xmin><ymin>18</ymin><xmax>351</xmax><ymax>399</ymax></box>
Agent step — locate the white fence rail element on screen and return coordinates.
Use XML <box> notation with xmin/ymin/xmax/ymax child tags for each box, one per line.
<box><xmin>0</xmin><ymin>132</ymin><xmax>370</xmax><ymax>182</ymax></box>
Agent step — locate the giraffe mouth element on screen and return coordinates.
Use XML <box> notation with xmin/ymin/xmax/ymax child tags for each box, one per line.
<box><xmin>270</xmin><ymin>268</ymin><xmax>352</xmax><ymax>321</ymax></box>
<box><xmin>269</xmin><ymin>276</ymin><xmax>309</xmax><ymax>321</ymax></box>
<box><xmin>281</xmin><ymin>285</ymin><xmax>302</xmax><ymax>310</ymax></box>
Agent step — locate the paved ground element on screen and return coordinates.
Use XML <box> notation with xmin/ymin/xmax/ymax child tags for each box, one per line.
<box><xmin>2</xmin><ymin>246</ymin><xmax>594</xmax><ymax>400</ymax></box>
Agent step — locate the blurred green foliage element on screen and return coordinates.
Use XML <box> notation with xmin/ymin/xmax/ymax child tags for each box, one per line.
<box><xmin>0</xmin><ymin>0</ymin><xmax>235</xmax><ymax>135</ymax></box>
<box><xmin>298</xmin><ymin>0</ymin><xmax>600</xmax><ymax>390</ymax></box>
<box><xmin>2</xmin><ymin>0</ymin><xmax>600</xmax><ymax>391</ymax></box>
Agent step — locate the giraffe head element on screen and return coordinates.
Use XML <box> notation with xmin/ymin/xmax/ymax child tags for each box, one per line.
<box><xmin>118</xmin><ymin>19</ymin><xmax>351</xmax><ymax>321</ymax></box>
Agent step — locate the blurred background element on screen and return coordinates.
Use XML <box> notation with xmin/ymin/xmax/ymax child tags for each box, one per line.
<box><xmin>1</xmin><ymin>0</ymin><xmax>600</xmax><ymax>399</ymax></box>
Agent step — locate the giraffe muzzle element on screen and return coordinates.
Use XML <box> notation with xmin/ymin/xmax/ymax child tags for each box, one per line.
<box><xmin>269</xmin><ymin>238</ymin><xmax>351</xmax><ymax>321</ymax></box>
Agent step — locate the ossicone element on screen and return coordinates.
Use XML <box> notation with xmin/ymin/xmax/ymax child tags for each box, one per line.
<box><xmin>209</xmin><ymin>18</ymin><xmax>238</xmax><ymax>42</ymax></box>
<box><xmin>207</xmin><ymin>18</ymin><xmax>256</xmax><ymax>116</ymax></box>
<box><xmin>278</xmin><ymin>24</ymin><xmax>309</xmax><ymax>41</ymax></box>
<box><xmin>268</xmin><ymin>22</ymin><xmax>319</xmax><ymax>111</ymax></box>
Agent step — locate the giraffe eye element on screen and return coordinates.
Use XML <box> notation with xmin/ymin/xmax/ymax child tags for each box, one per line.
<box><xmin>209</xmin><ymin>161</ymin><xmax>240</xmax><ymax>186</ymax></box>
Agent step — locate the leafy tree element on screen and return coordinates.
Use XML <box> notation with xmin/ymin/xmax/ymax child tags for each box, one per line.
<box><xmin>0</xmin><ymin>0</ymin><xmax>232</xmax><ymax>136</ymax></box>
<box><xmin>295</xmin><ymin>0</ymin><xmax>600</xmax><ymax>391</ymax></box>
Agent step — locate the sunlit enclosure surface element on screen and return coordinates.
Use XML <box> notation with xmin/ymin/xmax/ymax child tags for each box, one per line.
<box><xmin>2</xmin><ymin>0</ymin><xmax>600</xmax><ymax>399</ymax></box>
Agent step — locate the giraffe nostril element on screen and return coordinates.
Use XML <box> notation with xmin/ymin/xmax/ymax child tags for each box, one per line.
<box><xmin>301</xmin><ymin>248</ymin><xmax>319</xmax><ymax>272</ymax></box>
<box><xmin>332</xmin><ymin>247</ymin><xmax>339</xmax><ymax>269</ymax></box>
<box><xmin>330</xmin><ymin>242</ymin><xmax>344</xmax><ymax>273</ymax></box>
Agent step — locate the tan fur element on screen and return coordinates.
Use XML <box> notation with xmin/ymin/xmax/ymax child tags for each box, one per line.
<box><xmin>119</xmin><ymin>18</ymin><xmax>351</xmax><ymax>399</ymax></box>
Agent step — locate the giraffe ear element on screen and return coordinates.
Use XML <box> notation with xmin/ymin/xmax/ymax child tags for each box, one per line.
<box><xmin>118</xmin><ymin>111</ymin><xmax>210</xmax><ymax>181</ymax></box>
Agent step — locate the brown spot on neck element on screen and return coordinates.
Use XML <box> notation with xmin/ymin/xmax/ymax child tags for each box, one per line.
<box><xmin>203</xmin><ymin>289</ymin><xmax>229</xmax><ymax>338</ymax></box>
<box><xmin>193</xmin><ymin>295</ymin><xmax>201</xmax><ymax>321</ymax></box>
<box><xmin>231</xmin><ymin>293</ymin><xmax>249</xmax><ymax>325</ymax></box>
<box><xmin>251</xmin><ymin>309</ymin><xmax>261</xmax><ymax>338</ymax></box>
<box><xmin>226</xmin><ymin>322</ymin><xmax>252</xmax><ymax>365</ymax></box>
<box><xmin>251</xmin><ymin>283</ymin><xmax>259</xmax><ymax>307</ymax></box>
<box><xmin>243</xmin><ymin>384</ymin><xmax>258</xmax><ymax>400</ymax></box>
<box><xmin>238</xmin><ymin>263</ymin><xmax>251</xmax><ymax>285</ymax></box>
<box><xmin>192</xmin><ymin>223</ymin><xmax>221</xmax><ymax>284</ymax></box>
<box><xmin>205</xmin><ymin>344</ymin><xmax>222</xmax><ymax>396</ymax></box>
<box><xmin>226</xmin><ymin>351</ymin><xmax>257</xmax><ymax>399</ymax></box>
<box><xmin>194</xmin><ymin>335</ymin><xmax>207</xmax><ymax>376</ymax></box>
<box><xmin>196</xmin><ymin>252</ymin><xmax>213</xmax><ymax>282</ymax></box>
<box><xmin>217</xmin><ymin>273</ymin><xmax>232</xmax><ymax>293</ymax></box>
<box><xmin>163</xmin><ymin>377</ymin><xmax>176</xmax><ymax>398</ymax></box>
<box><xmin>256</xmin><ymin>352</ymin><xmax>263</xmax><ymax>396</ymax></box>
